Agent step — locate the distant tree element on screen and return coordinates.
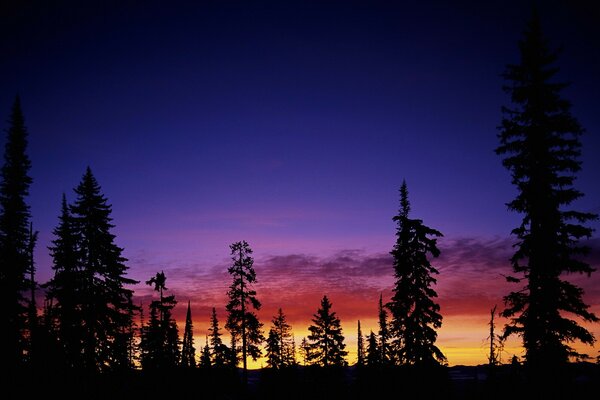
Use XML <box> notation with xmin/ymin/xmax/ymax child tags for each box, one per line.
<box><xmin>300</xmin><ymin>337</ymin><xmax>311</xmax><ymax>366</ymax></box>
<box><xmin>388</xmin><ymin>181</ymin><xmax>446</xmax><ymax>366</ymax></box>
<box><xmin>140</xmin><ymin>271</ymin><xmax>180</xmax><ymax>369</ymax></box>
<box><xmin>0</xmin><ymin>97</ymin><xmax>33</xmax><ymax>368</ymax></box>
<box><xmin>366</xmin><ymin>331</ymin><xmax>380</xmax><ymax>366</ymax></box>
<box><xmin>199</xmin><ymin>336</ymin><xmax>211</xmax><ymax>369</ymax></box>
<box><xmin>307</xmin><ymin>295</ymin><xmax>348</xmax><ymax>367</ymax></box>
<box><xmin>209</xmin><ymin>307</ymin><xmax>229</xmax><ymax>367</ymax></box>
<box><xmin>45</xmin><ymin>194</ymin><xmax>82</xmax><ymax>368</ymax></box>
<box><xmin>377</xmin><ymin>294</ymin><xmax>390</xmax><ymax>365</ymax></box>
<box><xmin>356</xmin><ymin>320</ymin><xmax>365</xmax><ymax>366</ymax></box>
<box><xmin>265</xmin><ymin>308</ymin><xmax>294</xmax><ymax>368</ymax></box>
<box><xmin>496</xmin><ymin>13</ymin><xmax>598</xmax><ymax>371</ymax></box>
<box><xmin>225</xmin><ymin>240</ymin><xmax>264</xmax><ymax>380</ymax></box>
<box><xmin>181</xmin><ymin>300</ymin><xmax>196</xmax><ymax>368</ymax></box>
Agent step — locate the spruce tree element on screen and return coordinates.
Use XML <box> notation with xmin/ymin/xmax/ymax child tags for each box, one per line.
<box><xmin>300</xmin><ymin>337</ymin><xmax>311</xmax><ymax>366</ymax></box>
<box><xmin>265</xmin><ymin>308</ymin><xmax>294</xmax><ymax>368</ymax></box>
<box><xmin>70</xmin><ymin>168</ymin><xmax>138</xmax><ymax>370</ymax></box>
<box><xmin>496</xmin><ymin>13</ymin><xmax>598</xmax><ymax>370</ymax></box>
<box><xmin>25</xmin><ymin>222</ymin><xmax>38</xmax><ymax>366</ymax></box>
<box><xmin>225</xmin><ymin>240</ymin><xmax>264</xmax><ymax>379</ymax></box>
<box><xmin>377</xmin><ymin>294</ymin><xmax>390</xmax><ymax>365</ymax></box>
<box><xmin>181</xmin><ymin>300</ymin><xmax>196</xmax><ymax>368</ymax></box>
<box><xmin>209</xmin><ymin>307</ymin><xmax>229</xmax><ymax>367</ymax></box>
<box><xmin>0</xmin><ymin>97</ymin><xmax>33</xmax><ymax>368</ymax></box>
<box><xmin>307</xmin><ymin>295</ymin><xmax>348</xmax><ymax>367</ymax></box>
<box><xmin>366</xmin><ymin>331</ymin><xmax>380</xmax><ymax>366</ymax></box>
<box><xmin>45</xmin><ymin>194</ymin><xmax>82</xmax><ymax>368</ymax></box>
<box><xmin>388</xmin><ymin>181</ymin><xmax>446</xmax><ymax>366</ymax></box>
<box><xmin>199</xmin><ymin>336</ymin><xmax>211</xmax><ymax>368</ymax></box>
<box><xmin>356</xmin><ymin>320</ymin><xmax>365</xmax><ymax>366</ymax></box>
<box><xmin>140</xmin><ymin>271</ymin><xmax>180</xmax><ymax>369</ymax></box>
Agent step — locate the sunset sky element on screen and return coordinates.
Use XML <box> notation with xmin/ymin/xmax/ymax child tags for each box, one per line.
<box><xmin>2</xmin><ymin>0</ymin><xmax>599</xmax><ymax>367</ymax></box>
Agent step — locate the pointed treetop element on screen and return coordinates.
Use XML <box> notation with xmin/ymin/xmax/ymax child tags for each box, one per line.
<box><xmin>399</xmin><ymin>180</ymin><xmax>410</xmax><ymax>218</ymax></box>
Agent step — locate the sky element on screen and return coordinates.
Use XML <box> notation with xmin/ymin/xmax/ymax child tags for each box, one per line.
<box><xmin>1</xmin><ymin>0</ymin><xmax>600</xmax><ymax>367</ymax></box>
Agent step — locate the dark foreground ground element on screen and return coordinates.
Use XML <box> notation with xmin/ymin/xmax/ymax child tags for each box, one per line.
<box><xmin>9</xmin><ymin>363</ymin><xmax>600</xmax><ymax>400</ymax></box>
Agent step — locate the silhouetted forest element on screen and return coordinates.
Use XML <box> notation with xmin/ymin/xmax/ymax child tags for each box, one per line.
<box><xmin>1</xmin><ymin>11</ymin><xmax>599</xmax><ymax>400</ymax></box>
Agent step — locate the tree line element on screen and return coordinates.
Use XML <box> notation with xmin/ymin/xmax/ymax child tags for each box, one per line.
<box><xmin>0</xmin><ymin>12</ymin><xmax>597</xmax><ymax>390</ymax></box>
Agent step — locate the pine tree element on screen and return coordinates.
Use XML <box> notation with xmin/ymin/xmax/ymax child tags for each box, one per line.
<box><xmin>181</xmin><ymin>300</ymin><xmax>196</xmax><ymax>368</ymax></box>
<box><xmin>300</xmin><ymin>337</ymin><xmax>311</xmax><ymax>366</ymax></box>
<box><xmin>25</xmin><ymin>222</ymin><xmax>38</xmax><ymax>365</ymax></box>
<box><xmin>45</xmin><ymin>194</ymin><xmax>82</xmax><ymax>368</ymax></box>
<box><xmin>209</xmin><ymin>307</ymin><xmax>229</xmax><ymax>367</ymax></box>
<box><xmin>225</xmin><ymin>240</ymin><xmax>264</xmax><ymax>380</ymax></box>
<box><xmin>496</xmin><ymin>12</ymin><xmax>598</xmax><ymax>371</ymax></box>
<box><xmin>0</xmin><ymin>97</ymin><xmax>33</xmax><ymax>368</ymax></box>
<box><xmin>377</xmin><ymin>294</ymin><xmax>390</xmax><ymax>365</ymax></box>
<box><xmin>307</xmin><ymin>295</ymin><xmax>348</xmax><ymax>367</ymax></box>
<box><xmin>70</xmin><ymin>168</ymin><xmax>138</xmax><ymax>371</ymax></box>
<box><xmin>388</xmin><ymin>181</ymin><xmax>446</xmax><ymax>366</ymax></box>
<box><xmin>366</xmin><ymin>331</ymin><xmax>380</xmax><ymax>366</ymax></box>
<box><xmin>265</xmin><ymin>308</ymin><xmax>294</xmax><ymax>368</ymax></box>
<box><xmin>140</xmin><ymin>271</ymin><xmax>180</xmax><ymax>369</ymax></box>
<box><xmin>199</xmin><ymin>336</ymin><xmax>211</xmax><ymax>368</ymax></box>
<box><xmin>356</xmin><ymin>320</ymin><xmax>365</xmax><ymax>366</ymax></box>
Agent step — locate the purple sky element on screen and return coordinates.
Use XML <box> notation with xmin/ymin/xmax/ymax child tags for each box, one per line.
<box><xmin>2</xmin><ymin>0</ymin><xmax>599</xmax><ymax>365</ymax></box>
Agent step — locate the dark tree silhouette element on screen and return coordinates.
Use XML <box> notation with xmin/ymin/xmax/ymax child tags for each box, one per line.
<box><xmin>25</xmin><ymin>222</ymin><xmax>38</xmax><ymax>365</ymax></box>
<box><xmin>45</xmin><ymin>169</ymin><xmax>138</xmax><ymax>371</ymax></box>
<box><xmin>199</xmin><ymin>336</ymin><xmax>211</xmax><ymax>368</ymax></box>
<box><xmin>0</xmin><ymin>97</ymin><xmax>33</xmax><ymax>368</ymax></box>
<box><xmin>45</xmin><ymin>194</ymin><xmax>82</xmax><ymax>368</ymax></box>
<box><xmin>377</xmin><ymin>293</ymin><xmax>390</xmax><ymax>365</ymax></box>
<box><xmin>265</xmin><ymin>308</ymin><xmax>294</xmax><ymax>368</ymax></box>
<box><xmin>366</xmin><ymin>331</ymin><xmax>380</xmax><ymax>366</ymax></box>
<box><xmin>209</xmin><ymin>307</ymin><xmax>229</xmax><ymax>367</ymax></box>
<box><xmin>300</xmin><ymin>337</ymin><xmax>311</xmax><ymax>366</ymax></box>
<box><xmin>356</xmin><ymin>320</ymin><xmax>365</xmax><ymax>366</ymax></box>
<box><xmin>496</xmin><ymin>12</ymin><xmax>598</xmax><ymax>372</ymax></box>
<box><xmin>307</xmin><ymin>295</ymin><xmax>348</xmax><ymax>367</ymax></box>
<box><xmin>388</xmin><ymin>181</ymin><xmax>446</xmax><ymax>366</ymax></box>
<box><xmin>140</xmin><ymin>271</ymin><xmax>180</xmax><ymax>369</ymax></box>
<box><xmin>225</xmin><ymin>240</ymin><xmax>264</xmax><ymax>380</ymax></box>
<box><xmin>181</xmin><ymin>300</ymin><xmax>196</xmax><ymax>368</ymax></box>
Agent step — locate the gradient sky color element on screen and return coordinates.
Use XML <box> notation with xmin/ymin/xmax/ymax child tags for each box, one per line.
<box><xmin>2</xmin><ymin>0</ymin><xmax>600</xmax><ymax>367</ymax></box>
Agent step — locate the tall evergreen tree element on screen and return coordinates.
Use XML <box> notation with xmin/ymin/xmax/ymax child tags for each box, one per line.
<box><xmin>209</xmin><ymin>307</ymin><xmax>229</xmax><ymax>367</ymax></box>
<box><xmin>140</xmin><ymin>271</ymin><xmax>180</xmax><ymax>369</ymax></box>
<box><xmin>377</xmin><ymin>294</ymin><xmax>390</xmax><ymax>365</ymax></box>
<box><xmin>300</xmin><ymin>337</ymin><xmax>311</xmax><ymax>366</ymax></box>
<box><xmin>25</xmin><ymin>222</ymin><xmax>38</xmax><ymax>365</ymax></box>
<box><xmin>181</xmin><ymin>300</ymin><xmax>196</xmax><ymax>368</ymax></box>
<box><xmin>356</xmin><ymin>320</ymin><xmax>365</xmax><ymax>366</ymax></box>
<box><xmin>265</xmin><ymin>328</ymin><xmax>281</xmax><ymax>369</ymax></box>
<box><xmin>388</xmin><ymin>181</ymin><xmax>446</xmax><ymax>366</ymax></box>
<box><xmin>0</xmin><ymin>97</ymin><xmax>33</xmax><ymax>368</ymax></box>
<box><xmin>45</xmin><ymin>194</ymin><xmax>82</xmax><ymax>368</ymax></box>
<box><xmin>307</xmin><ymin>295</ymin><xmax>348</xmax><ymax>367</ymax></box>
<box><xmin>496</xmin><ymin>13</ymin><xmax>598</xmax><ymax>370</ymax></box>
<box><xmin>366</xmin><ymin>331</ymin><xmax>380</xmax><ymax>366</ymax></box>
<box><xmin>225</xmin><ymin>240</ymin><xmax>264</xmax><ymax>380</ymax></box>
<box><xmin>69</xmin><ymin>168</ymin><xmax>138</xmax><ymax>370</ymax></box>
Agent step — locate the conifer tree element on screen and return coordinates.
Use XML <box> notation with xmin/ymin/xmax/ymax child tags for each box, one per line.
<box><xmin>225</xmin><ymin>240</ymin><xmax>264</xmax><ymax>379</ymax></box>
<box><xmin>45</xmin><ymin>194</ymin><xmax>82</xmax><ymax>368</ymax></box>
<box><xmin>25</xmin><ymin>223</ymin><xmax>38</xmax><ymax>365</ymax></box>
<box><xmin>496</xmin><ymin>12</ymin><xmax>598</xmax><ymax>370</ymax></box>
<box><xmin>209</xmin><ymin>307</ymin><xmax>229</xmax><ymax>367</ymax></box>
<box><xmin>140</xmin><ymin>271</ymin><xmax>179</xmax><ymax>369</ymax></box>
<box><xmin>356</xmin><ymin>320</ymin><xmax>365</xmax><ymax>366</ymax></box>
<box><xmin>265</xmin><ymin>308</ymin><xmax>294</xmax><ymax>368</ymax></box>
<box><xmin>300</xmin><ymin>337</ymin><xmax>311</xmax><ymax>366</ymax></box>
<box><xmin>0</xmin><ymin>97</ymin><xmax>33</xmax><ymax>368</ymax></box>
<box><xmin>388</xmin><ymin>181</ymin><xmax>446</xmax><ymax>366</ymax></box>
<box><xmin>307</xmin><ymin>295</ymin><xmax>348</xmax><ymax>367</ymax></box>
<box><xmin>200</xmin><ymin>336</ymin><xmax>211</xmax><ymax>368</ymax></box>
<box><xmin>366</xmin><ymin>331</ymin><xmax>380</xmax><ymax>366</ymax></box>
<box><xmin>378</xmin><ymin>294</ymin><xmax>390</xmax><ymax>365</ymax></box>
<box><xmin>181</xmin><ymin>300</ymin><xmax>196</xmax><ymax>368</ymax></box>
